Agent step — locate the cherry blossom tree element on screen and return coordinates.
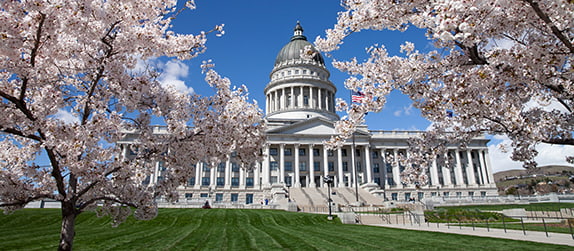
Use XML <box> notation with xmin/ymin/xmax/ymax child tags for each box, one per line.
<box><xmin>0</xmin><ymin>1</ymin><xmax>264</xmax><ymax>250</ymax></box>
<box><xmin>317</xmin><ymin>0</ymin><xmax>573</xmax><ymax>183</ymax></box>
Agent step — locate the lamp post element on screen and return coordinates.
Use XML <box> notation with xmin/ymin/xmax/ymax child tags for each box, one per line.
<box><xmin>323</xmin><ymin>175</ymin><xmax>334</xmax><ymax>220</ymax></box>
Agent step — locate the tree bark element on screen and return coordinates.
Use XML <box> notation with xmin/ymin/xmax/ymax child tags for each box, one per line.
<box><xmin>58</xmin><ymin>202</ymin><xmax>77</xmax><ymax>251</ymax></box>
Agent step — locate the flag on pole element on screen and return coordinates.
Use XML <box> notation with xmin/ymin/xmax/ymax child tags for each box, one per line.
<box><xmin>351</xmin><ymin>91</ymin><xmax>365</xmax><ymax>103</ymax></box>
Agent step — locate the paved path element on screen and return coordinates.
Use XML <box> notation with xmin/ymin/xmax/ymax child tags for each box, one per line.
<box><xmin>366</xmin><ymin>222</ymin><xmax>574</xmax><ymax>247</ymax></box>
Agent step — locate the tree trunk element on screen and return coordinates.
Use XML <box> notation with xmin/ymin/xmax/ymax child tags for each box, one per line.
<box><xmin>59</xmin><ymin>202</ymin><xmax>77</xmax><ymax>251</ymax></box>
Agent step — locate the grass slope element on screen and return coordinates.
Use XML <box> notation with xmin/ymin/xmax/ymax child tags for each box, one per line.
<box><xmin>0</xmin><ymin>208</ymin><xmax>571</xmax><ymax>250</ymax></box>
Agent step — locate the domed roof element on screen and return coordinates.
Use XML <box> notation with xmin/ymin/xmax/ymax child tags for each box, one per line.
<box><xmin>274</xmin><ymin>22</ymin><xmax>324</xmax><ymax>66</ymax></box>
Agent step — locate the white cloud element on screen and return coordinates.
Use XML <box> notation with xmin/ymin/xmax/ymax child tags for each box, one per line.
<box><xmin>158</xmin><ymin>60</ymin><xmax>194</xmax><ymax>95</ymax></box>
<box><xmin>393</xmin><ymin>105</ymin><xmax>413</xmax><ymax>117</ymax></box>
<box><xmin>53</xmin><ymin>109</ymin><xmax>79</xmax><ymax>124</ymax></box>
<box><xmin>487</xmin><ymin>135</ymin><xmax>574</xmax><ymax>173</ymax></box>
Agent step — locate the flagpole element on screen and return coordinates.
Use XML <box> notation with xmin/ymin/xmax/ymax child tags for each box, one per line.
<box><xmin>350</xmin><ymin>90</ymin><xmax>359</xmax><ymax>203</ymax></box>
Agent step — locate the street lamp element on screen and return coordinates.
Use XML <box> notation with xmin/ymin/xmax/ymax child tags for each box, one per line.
<box><xmin>323</xmin><ymin>175</ymin><xmax>334</xmax><ymax>220</ymax></box>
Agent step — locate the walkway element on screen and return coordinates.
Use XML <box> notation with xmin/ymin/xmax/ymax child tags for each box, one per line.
<box><xmin>366</xmin><ymin>222</ymin><xmax>574</xmax><ymax>247</ymax></box>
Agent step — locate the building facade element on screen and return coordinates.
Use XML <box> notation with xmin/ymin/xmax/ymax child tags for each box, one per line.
<box><xmin>123</xmin><ymin>23</ymin><xmax>497</xmax><ymax>207</ymax></box>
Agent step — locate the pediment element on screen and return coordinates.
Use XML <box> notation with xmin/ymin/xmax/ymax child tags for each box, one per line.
<box><xmin>267</xmin><ymin>117</ymin><xmax>369</xmax><ymax>136</ymax></box>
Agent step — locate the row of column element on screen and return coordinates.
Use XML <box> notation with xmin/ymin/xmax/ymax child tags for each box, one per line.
<box><xmin>266</xmin><ymin>86</ymin><xmax>335</xmax><ymax>113</ymax></box>
<box><xmin>170</xmin><ymin>146</ymin><xmax>494</xmax><ymax>190</ymax></box>
<box><xmin>261</xmin><ymin>143</ymin><xmax>372</xmax><ymax>188</ymax></box>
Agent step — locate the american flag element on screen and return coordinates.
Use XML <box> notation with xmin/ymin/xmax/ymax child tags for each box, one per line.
<box><xmin>351</xmin><ymin>91</ymin><xmax>365</xmax><ymax>103</ymax></box>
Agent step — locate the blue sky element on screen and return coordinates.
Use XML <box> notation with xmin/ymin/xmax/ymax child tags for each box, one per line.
<box><xmin>160</xmin><ymin>0</ymin><xmax>573</xmax><ymax>173</ymax></box>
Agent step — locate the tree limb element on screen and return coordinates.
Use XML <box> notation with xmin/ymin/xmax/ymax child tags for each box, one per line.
<box><xmin>524</xmin><ymin>0</ymin><xmax>574</xmax><ymax>53</ymax></box>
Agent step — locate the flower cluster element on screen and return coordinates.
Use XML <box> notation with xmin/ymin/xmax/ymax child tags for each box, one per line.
<box><xmin>318</xmin><ymin>0</ymin><xmax>573</xmax><ymax>183</ymax></box>
<box><xmin>0</xmin><ymin>1</ymin><xmax>265</xmax><ymax>246</ymax></box>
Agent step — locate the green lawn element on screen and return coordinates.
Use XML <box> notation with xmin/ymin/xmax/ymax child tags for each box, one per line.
<box><xmin>0</xmin><ymin>208</ymin><xmax>572</xmax><ymax>250</ymax></box>
<box><xmin>436</xmin><ymin>202</ymin><xmax>574</xmax><ymax>212</ymax></box>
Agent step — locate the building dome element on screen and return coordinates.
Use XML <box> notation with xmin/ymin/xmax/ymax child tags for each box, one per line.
<box><xmin>274</xmin><ymin>22</ymin><xmax>324</xmax><ymax>66</ymax></box>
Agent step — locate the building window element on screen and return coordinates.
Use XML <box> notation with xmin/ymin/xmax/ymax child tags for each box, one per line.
<box><xmin>314</xmin><ymin>161</ymin><xmax>320</xmax><ymax>171</ymax></box>
<box><xmin>284</xmin><ymin>148</ymin><xmax>292</xmax><ymax>156</ymax></box>
<box><xmin>246</xmin><ymin>194</ymin><xmax>254</xmax><ymax>204</ymax></box>
<box><xmin>285</xmin><ymin>176</ymin><xmax>292</xmax><ymax>186</ymax></box>
<box><xmin>187</xmin><ymin>177</ymin><xmax>195</xmax><ymax>186</ymax></box>
<box><xmin>216</xmin><ymin>177</ymin><xmax>225</xmax><ymax>186</ymax></box>
<box><xmin>391</xmin><ymin>193</ymin><xmax>398</xmax><ymax>201</ymax></box>
<box><xmin>374</xmin><ymin>177</ymin><xmax>381</xmax><ymax>186</ymax></box>
<box><xmin>418</xmin><ymin>192</ymin><xmax>424</xmax><ymax>201</ymax></box>
<box><xmin>185</xmin><ymin>193</ymin><xmax>193</xmax><ymax>199</ymax></box>
<box><xmin>469</xmin><ymin>191</ymin><xmax>474</xmax><ymax>197</ymax></box>
<box><xmin>404</xmin><ymin>192</ymin><xmax>411</xmax><ymax>201</ymax></box>
<box><xmin>480</xmin><ymin>191</ymin><xmax>486</xmax><ymax>197</ymax></box>
<box><xmin>303</xmin><ymin>95</ymin><xmax>309</xmax><ymax>106</ymax></box>
<box><xmin>299</xmin><ymin>148</ymin><xmax>306</xmax><ymax>156</ymax></box>
<box><xmin>356</xmin><ymin>161</ymin><xmax>361</xmax><ymax>171</ymax></box>
<box><xmin>215</xmin><ymin>193</ymin><xmax>223</xmax><ymax>202</ymax></box>
<box><xmin>313</xmin><ymin>149</ymin><xmax>320</xmax><ymax>156</ymax></box>
<box><xmin>387</xmin><ymin>177</ymin><xmax>394</xmax><ymax>186</ymax></box>
<box><xmin>386</xmin><ymin>163</ymin><xmax>392</xmax><ymax>173</ymax></box>
<box><xmin>342</xmin><ymin>162</ymin><xmax>348</xmax><ymax>172</ymax></box>
<box><xmin>356</xmin><ymin>149</ymin><xmax>361</xmax><ymax>156</ymax></box>
<box><xmin>373</xmin><ymin>163</ymin><xmax>380</xmax><ymax>173</ymax></box>
<box><xmin>295</xmin><ymin>69</ymin><xmax>299</xmax><ymax>74</ymax></box>
<box><xmin>232</xmin><ymin>163</ymin><xmax>240</xmax><ymax>172</ymax></box>
<box><xmin>443</xmin><ymin>192</ymin><xmax>450</xmax><ymax>197</ymax></box>
<box><xmin>270</xmin><ymin>176</ymin><xmax>278</xmax><ymax>184</ymax></box>
<box><xmin>285</xmin><ymin>161</ymin><xmax>293</xmax><ymax>171</ymax></box>
<box><xmin>270</xmin><ymin>161</ymin><xmax>278</xmax><ymax>171</ymax></box>
<box><xmin>431</xmin><ymin>192</ymin><xmax>437</xmax><ymax>197</ymax></box>
<box><xmin>202</xmin><ymin>165</ymin><xmax>210</xmax><ymax>172</ymax></box>
<box><xmin>246</xmin><ymin>177</ymin><xmax>254</xmax><ymax>187</ymax></box>
<box><xmin>328</xmin><ymin>162</ymin><xmax>335</xmax><ymax>172</ymax></box>
<box><xmin>299</xmin><ymin>162</ymin><xmax>307</xmax><ymax>171</ymax></box>
<box><xmin>456</xmin><ymin>192</ymin><xmax>462</xmax><ymax>198</ymax></box>
<box><xmin>269</xmin><ymin>148</ymin><xmax>278</xmax><ymax>156</ymax></box>
<box><xmin>372</xmin><ymin>151</ymin><xmax>379</xmax><ymax>159</ymax></box>
<box><xmin>200</xmin><ymin>193</ymin><xmax>208</xmax><ymax>198</ymax></box>
<box><xmin>231</xmin><ymin>193</ymin><xmax>238</xmax><ymax>202</ymax></box>
<box><xmin>303</xmin><ymin>69</ymin><xmax>307</xmax><ymax>74</ymax></box>
<box><xmin>217</xmin><ymin>163</ymin><xmax>225</xmax><ymax>172</ymax></box>
<box><xmin>201</xmin><ymin>177</ymin><xmax>210</xmax><ymax>186</ymax></box>
<box><xmin>328</xmin><ymin>150</ymin><xmax>334</xmax><ymax>157</ymax></box>
<box><xmin>231</xmin><ymin>177</ymin><xmax>239</xmax><ymax>187</ymax></box>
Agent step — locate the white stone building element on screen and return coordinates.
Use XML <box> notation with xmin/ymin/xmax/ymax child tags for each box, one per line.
<box><xmin>122</xmin><ymin>23</ymin><xmax>498</xmax><ymax>207</ymax></box>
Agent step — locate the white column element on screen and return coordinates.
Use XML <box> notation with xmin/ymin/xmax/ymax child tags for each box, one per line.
<box><xmin>224</xmin><ymin>159</ymin><xmax>231</xmax><ymax>189</ymax></box>
<box><xmin>323</xmin><ymin>146</ymin><xmax>329</xmax><ymax>187</ymax></box>
<box><xmin>381</xmin><ymin>149</ymin><xmax>389</xmax><ymax>189</ymax></box>
<box><xmin>290</xmin><ymin>86</ymin><xmax>294</xmax><ymax>108</ymax></box>
<box><xmin>478</xmin><ymin>150</ymin><xmax>488</xmax><ymax>185</ymax></box>
<box><xmin>466</xmin><ymin>150</ymin><xmax>477</xmax><ymax>185</ymax></box>
<box><xmin>392</xmin><ymin>149</ymin><xmax>400</xmax><ymax>187</ymax></box>
<box><xmin>263</xmin><ymin>145</ymin><xmax>270</xmax><ymax>186</ymax></box>
<box><xmin>275</xmin><ymin>91</ymin><xmax>280</xmax><ymax>112</ymax></box>
<box><xmin>309</xmin><ymin>144</ymin><xmax>315</xmax><ymax>187</ymax></box>
<box><xmin>337</xmin><ymin>147</ymin><xmax>344</xmax><ymax>188</ymax></box>
<box><xmin>454</xmin><ymin>150</ymin><xmax>465</xmax><ymax>186</ymax></box>
<box><xmin>239</xmin><ymin>165</ymin><xmax>246</xmax><ymax>188</ymax></box>
<box><xmin>209</xmin><ymin>164</ymin><xmax>216</xmax><ymax>189</ymax></box>
<box><xmin>483</xmin><ymin>150</ymin><xmax>495</xmax><ymax>185</ymax></box>
<box><xmin>194</xmin><ymin>162</ymin><xmax>202</xmax><ymax>188</ymax></box>
<box><xmin>254</xmin><ymin>162</ymin><xmax>260</xmax><ymax>188</ymax></box>
<box><xmin>364</xmin><ymin>145</ymin><xmax>372</xmax><ymax>183</ymax></box>
<box><xmin>309</xmin><ymin>87</ymin><xmax>314</xmax><ymax>109</ymax></box>
<box><xmin>430</xmin><ymin>158</ymin><xmax>439</xmax><ymax>186</ymax></box>
<box><xmin>442</xmin><ymin>158</ymin><xmax>452</xmax><ymax>186</ymax></box>
<box><xmin>279</xmin><ymin>144</ymin><xmax>285</xmax><ymax>184</ymax></box>
<box><xmin>294</xmin><ymin>144</ymin><xmax>301</xmax><ymax>187</ymax></box>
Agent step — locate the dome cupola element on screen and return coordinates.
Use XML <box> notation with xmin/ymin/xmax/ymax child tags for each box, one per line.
<box><xmin>264</xmin><ymin>22</ymin><xmax>338</xmax><ymax>122</ymax></box>
<box><xmin>274</xmin><ymin>21</ymin><xmax>325</xmax><ymax>67</ymax></box>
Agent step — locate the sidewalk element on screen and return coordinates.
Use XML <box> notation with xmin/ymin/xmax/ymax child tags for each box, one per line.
<box><xmin>367</xmin><ymin>222</ymin><xmax>574</xmax><ymax>247</ymax></box>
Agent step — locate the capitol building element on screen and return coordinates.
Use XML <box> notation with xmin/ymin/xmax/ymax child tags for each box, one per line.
<box><xmin>124</xmin><ymin>23</ymin><xmax>498</xmax><ymax>208</ymax></box>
